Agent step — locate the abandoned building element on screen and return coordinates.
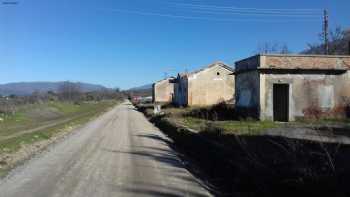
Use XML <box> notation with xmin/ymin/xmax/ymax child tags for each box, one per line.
<box><xmin>152</xmin><ymin>77</ymin><xmax>175</xmax><ymax>104</ymax></box>
<box><xmin>173</xmin><ymin>62</ymin><xmax>235</xmax><ymax>106</ymax></box>
<box><xmin>235</xmin><ymin>54</ymin><xmax>350</xmax><ymax>122</ymax></box>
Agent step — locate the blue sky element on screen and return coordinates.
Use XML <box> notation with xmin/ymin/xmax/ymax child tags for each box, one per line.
<box><xmin>0</xmin><ymin>0</ymin><xmax>349</xmax><ymax>89</ymax></box>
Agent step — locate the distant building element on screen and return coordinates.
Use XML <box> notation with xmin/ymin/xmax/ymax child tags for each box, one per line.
<box><xmin>235</xmin><ymin>54</ymin><xmax>350</xmax><ymax>121</ymax></box>
<box><xmin>173</xmin><ymin>62</ymin><xmax>235</xmax><ymax>106</ymax></box>
<box><xmin>152</xmin><ymin>77</ymin><xmax>175</xmax><ymax>104</ymax></box>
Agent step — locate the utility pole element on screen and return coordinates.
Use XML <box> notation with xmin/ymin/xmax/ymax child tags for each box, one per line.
<box><xmin>323</xmin><ymin>9</ymin><xmax>329</xmax><ymax>55</ymax></box>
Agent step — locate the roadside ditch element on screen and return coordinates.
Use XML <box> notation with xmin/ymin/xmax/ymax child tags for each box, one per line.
<box><xmin>137</xmin><ymin>104</ymin><xmax>350</xmax><ymax>197</ymax></box>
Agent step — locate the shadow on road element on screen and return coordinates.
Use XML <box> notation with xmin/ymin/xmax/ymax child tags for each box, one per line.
<box><xmin>101</xmin><ymin>133</ymin><xmax>210</xmax><ymax>196</ymax></box>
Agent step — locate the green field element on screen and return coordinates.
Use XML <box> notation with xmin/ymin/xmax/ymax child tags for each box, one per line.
<box><xmin>0</xmin><ymin>100</ymin><xmax>118</xmax><ymax>154</ymax></box>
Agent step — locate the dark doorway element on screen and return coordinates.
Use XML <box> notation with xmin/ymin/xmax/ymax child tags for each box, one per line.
<box><xmin>273</xmin><ymin>84</ymin><xmax>289</xmax><ymax>122</ymax></box>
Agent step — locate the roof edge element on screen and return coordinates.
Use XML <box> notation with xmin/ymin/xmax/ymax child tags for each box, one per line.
<box><xmin>259</xmin><ymin>53</ymin><xmax>350</xmax><ymax>58</ymax></box>
<box><xmin>235</xmin><ymin>54</ymin><xmax>260</xmax><ymax>65</ymax></box>
<box><xmin>188</xmin><ymin>61</ymin><xmax>235</xmax><ymax>76</ymax></box>
<box><xmin>154</xmin><ymin>76</ymin><xmax>176</xmax><ymax>84</ymax></box>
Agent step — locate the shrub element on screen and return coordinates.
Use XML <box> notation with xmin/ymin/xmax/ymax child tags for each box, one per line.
<box><xmin>185</xmin><ymin>102</ymin><xmax>236</xmax><ymax>121</ymax></box>
<box><xmin>346</xmin><ymin>105</ymin><xmax>350</xmax><ymax>118</ymax></box>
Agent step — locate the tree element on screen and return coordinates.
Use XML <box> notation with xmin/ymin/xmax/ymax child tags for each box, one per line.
<box><xmin>29</xmin><ymin>90</ymin><xmax>41</xmax><ymax>104</ymax></box>
<box><xmin>57</xmin><ymin>81</ymin><xmax>82</xmax><ymax>102</ymax></box>
<box><xmin>280</xmin><ymin>44</ymin><xmax>291</xmax><ymax>54</ymax></box>
<box><xmin>47</xmin><ymin>90</ymin><xmax>58</xmax><ymax>101</ymax></box>
<box><xmin>9</xmin><ymin>94</ymin><xmax>16</xmax><ymax>99</ymax></box>
<box><xmin>256</xmin><ymin>42</ymin><xmax>291</xmax><ymax>54</ymax></box>
<box><xmin>304</xmin><ymin>26</ymin><xmax>350</xmax><ymax>55</ymax></box>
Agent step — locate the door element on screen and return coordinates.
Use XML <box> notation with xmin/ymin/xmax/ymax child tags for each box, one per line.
<box><xmin>273</xmin><ymin>84</ymin><xmax>289</xmax><ymax>122</ymax></box>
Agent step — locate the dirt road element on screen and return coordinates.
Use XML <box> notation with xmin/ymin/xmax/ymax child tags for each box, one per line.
<box><xmin>0</xmin><ymin>101</ymin><xmax>211</xmax><ymax>197</ymax></box>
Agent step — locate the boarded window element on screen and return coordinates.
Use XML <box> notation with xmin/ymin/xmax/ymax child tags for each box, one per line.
<box><xmin>318</xmin><ymin>86</ymin><xmax>334</xmax><ymax>109</ymax></box>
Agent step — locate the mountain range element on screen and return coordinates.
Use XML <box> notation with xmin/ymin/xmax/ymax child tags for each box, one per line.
<box><xmin>0</xmin><ymin>82</ymin><xmax>107</xmax><ymax>96</ymax></box>
<box><xmin>128</xmin><ymin>84</ymin><xmax>153</xmax><ymax>91</ymax></box>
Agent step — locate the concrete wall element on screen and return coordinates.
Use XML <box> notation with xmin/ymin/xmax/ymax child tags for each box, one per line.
<box><xmin>153</xmin><ymin>78</ymin><xmax>174</xmax><ymax>103</ymax></box>
<box><xmin>260</xmin><ymin>71</ymin><xmax>350</xmax><ymax>121</ymax></box>
<box><xmin>235</xmin><ymin>70</ymin><xmax>260</xmax><ymax>110</ymax></box>
<box><xmin>187</xmin><ymin>65</ymin><xmax>234</xmax><ymax>106</ymax></box>
<box><xmin>335</xmin><ymin>71</ymin><xmax>350</xmax><ymax>105</ymax></box>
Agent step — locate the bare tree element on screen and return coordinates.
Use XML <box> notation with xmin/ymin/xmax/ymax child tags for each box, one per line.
<box><xmin>57</xmin><ymin>81</ymin><xmax>82</xmax><ymax>102</ymax></box>
<box><xmin>280</xmin><ymin>44</ymin><xmax>291</xmax><ymax>54</ymax></box>
<box><xmin>305</xmin><ymin>26</ymin><xmax>350</xmax><ymax>55</ymax></box>
<box><xmin>256</xmin><ymin>42</ymin><xmax>291</xmax><ymax>54</ymax></box>
<box><xmin>0</xmin><ymin>97</ymin><xmax>16</xmax><ymax>116</ymax></box>
<box><xmin>28</xmin><ymin>90</ymin><xmax>42</xmax><ymax>104</ymax></box>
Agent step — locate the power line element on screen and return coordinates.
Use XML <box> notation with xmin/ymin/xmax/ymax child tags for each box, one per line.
<box><xmin>99</xmin><ymin>8</ymin><xmax>321</xmax><ymax>23</ymax></box>
<box><xmin>172</xmin><ymin>2</ymin><xmax>322</xmax><ymax>13</ymax></box>
<box><xmin>169</xmin><ymin>3</ymin><xmax>322</xmax><ymax>18</ymax></box>
<box><xmin>189</xmin><ymin>10</ymin><xmax>321</xmax><ymax>18</ymax></box>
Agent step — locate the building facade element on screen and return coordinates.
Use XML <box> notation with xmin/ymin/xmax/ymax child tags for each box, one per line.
<box><xmin>173</xmin><ymin>62</ymin><xmax>235</xmax><ymax>106</ymax></box>
<box><xmin>152</xmin><ymin>77</ymin><xmax>175</xmax><ymax>104</ymax></box>
<box><xmin>235</xmin><ymin>54</ymin><xmax>350</xmax><ymax>121</ymax></box>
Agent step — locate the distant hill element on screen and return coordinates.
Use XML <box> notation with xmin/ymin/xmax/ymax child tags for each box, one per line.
<box><xmin>128</xmin><ymin>84</ymin><xmax>153</xmax><ymax>91</ymax></box>
<box><xmin>126</xmin><ymin>84</ymin><xmax>153</xmax><ymax>97</ymax></box>
<box><xmin>0</xmin><ymin>82</ymin><xmax>107</xmax><ymax>96</ymax></box>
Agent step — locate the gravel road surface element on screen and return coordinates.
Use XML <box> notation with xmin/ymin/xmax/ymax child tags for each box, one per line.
<box><xmin>0</xmin><ymin>101</ymin><xmax>211</xmax><ymax>197</ymax></box>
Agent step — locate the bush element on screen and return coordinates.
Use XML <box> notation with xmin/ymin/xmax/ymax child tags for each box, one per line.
<box><xmin>346</xmin><ymin>105</ymin><xmax>350</xmax><ymax>118</ymax></box>
<box><xmin>185</xmin><ymin>102</ymin><xmax>236</xmax><ymax>121</ymax></box>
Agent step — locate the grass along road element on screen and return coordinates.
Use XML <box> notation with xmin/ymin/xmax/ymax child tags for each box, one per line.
<box><xmin>182</xmin><ymin>117</ymin><xmax>278</xmax><ymax>135</ymax></box>
<box><xmin>0</xmin><ymin>100</ymin><xmax>118</xmax><ymax>176</ymax></box>
<box><xmin>0</xmin><ymin>101</ymin><xmax>112</xmax><ymax>137</ymax></box>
